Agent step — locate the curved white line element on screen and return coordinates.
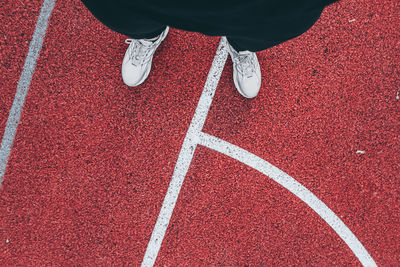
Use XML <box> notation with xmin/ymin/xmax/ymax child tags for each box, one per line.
<box><xmin>198</xmin><ymin>132</ymin><xmax>377</xmax><ymax>267</ymax></box>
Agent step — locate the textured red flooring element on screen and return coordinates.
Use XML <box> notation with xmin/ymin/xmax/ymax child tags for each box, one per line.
<box><xmin>1</xmin><ymin>0</ymin><xmax>399</xmax><ymax>265</ymax></box>
<box><xmin>156</xmin><ymin>147</ymin><xmax>357</xmax><ymax>266</ymax></box>
<box><xmin>0</xmin><ymin>0</ymin><xmax>42</xmax><ymax>139</ymax></box>
<box><xmin>203</xmin><ymin>0</ymin><xmax>400</xmax><ymax>265</ymax></box>
<box><xmin>0</xmin><ymin>0</ymin><xmax>218</xmax><ymax>264</ymax></box>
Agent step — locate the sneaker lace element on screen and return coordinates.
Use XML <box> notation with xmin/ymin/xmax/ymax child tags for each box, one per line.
<box><xmin>125</xmin><ymin>39</ymin><xmax>155</xmax><ymax>66</ymax></box>
<box><xmin>233</xmin><ymin>52</ymin><xmax>256</xmax><ymax>78</ymax></box>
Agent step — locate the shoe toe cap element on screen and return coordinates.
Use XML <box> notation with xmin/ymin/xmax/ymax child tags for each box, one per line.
<box><xmin>122</xmin><ymin>63</ymin><xmax>147</xmax><ymax>87</ymax></box>
<box><xmin>237</xmin><ymin>75</ymin><xmax>261</xmax><ymax>98</ymax></box>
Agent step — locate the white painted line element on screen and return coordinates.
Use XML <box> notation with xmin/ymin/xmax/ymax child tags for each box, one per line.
<box><xmin>0</xmin><ymin>0</ymin><xmax>56</xmax><ymax>187</ymax></box>
<box><xmin>141</xmin><ymin>37</ymin><xmax>229</xmax><ymax>267</ymax></box>
<box><xmin>198</xmin><ymin>132</ymin><xmax>377</xmax><ymax>267</ymax></box>
<box><xmin>0</xmin><ymin>1</ymin><xmax>379</xmax><ymax>266</ymax></box>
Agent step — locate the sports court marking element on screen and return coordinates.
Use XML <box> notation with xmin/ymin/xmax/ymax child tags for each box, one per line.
<box><xmin>0</xmin><ymin>0</ymin><xmax>376</xmax><ymax>266</ymax></box>
<box><xmin>141</xmin><ymin>38</ymin><xmax>229</xmax><ymax>266</ymax></box>
<box><xmin>0</xmin><ymin>0</ymin><xmax>56</xmax><ymax>185</ymax></box>
<box><xmin>141</xmin><ymin>38</ymin><xmax>377</xmax><ymax>266</ymax></box>
<box><xmin>198</xmin><ymin>132</ymin><xmax>377</xmax><ymax>267</ymax></box>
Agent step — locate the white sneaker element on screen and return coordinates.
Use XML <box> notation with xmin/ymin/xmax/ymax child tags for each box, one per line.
<box><xmin>224</xmin><ymin>37</ymin><xmax>261</xmax><ymax>98</ymax></box>
<box><xmin>122</xmin><ymin>26</ymin><xmax>169</xmax><ymax>87</ymax></box>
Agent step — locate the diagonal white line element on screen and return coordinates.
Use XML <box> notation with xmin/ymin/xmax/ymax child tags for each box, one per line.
<box><xmin>198</xmin><ymin>131</ymin><xmax>377</xmax><ymax>267</ymax></box>
<box><xmin>0</xmin><ymin>0</ymin><xmax>56</xmax><ymax>187</ymax></box>
<box><xmin>0</xmin><ymin>1</ymin><xmax>378</xmax><ymax>266</ymax></box>
<box><xmin>141</xmin><ymin>37</ymin><xmax>229</xmax><ymax>267</ymax></box>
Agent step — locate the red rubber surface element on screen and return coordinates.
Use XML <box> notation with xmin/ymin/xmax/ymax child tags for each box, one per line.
<box><xmin>156</xmin><ymin>146</ymin><xmax>357</xmax><ymax>266</ymax></box>
<box><xmin>0</xmin><ymin>0</ymin><xmax>42</xmax><ymax>138</ymax></box>
<box><xmin>202</xmin><ymin>0</ymin><xmax>399</xmax><ymax>265</ymax></box>
<box><xmin>1</xmin><ymin>0</ymin><xmax>399</xmax><ymax>265</ymax></box>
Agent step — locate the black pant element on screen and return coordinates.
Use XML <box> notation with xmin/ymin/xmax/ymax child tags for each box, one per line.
<box><xmin>81</xmin><ymin>0</ymin><xmax>325</xmax><ymax>52</ymax></box>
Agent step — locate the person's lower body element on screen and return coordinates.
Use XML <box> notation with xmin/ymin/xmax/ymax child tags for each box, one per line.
<box><xmin>81</xmin><ymin>0</ymin><xmax>325</xmax><ymax>98</ymax></box>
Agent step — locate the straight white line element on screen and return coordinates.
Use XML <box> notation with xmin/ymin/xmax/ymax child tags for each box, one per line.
<box><xmin>0</xmin><ymin>1</ymin><xmax>378</xmax><ymax>266</ymax></box>
<box><xmin>0</xmin><ymin>0</ymin><xmax>56</xmax><ymax>187</ymax></box>
<box><xmin>141</xmin><ymin>38</ymin><xmax>229</xmax><ymax>266</ymax></box>
<box><xmin>198</xmin><ymin>132</ymin><xmax>377</xmax><ymax>267</ymax></box>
